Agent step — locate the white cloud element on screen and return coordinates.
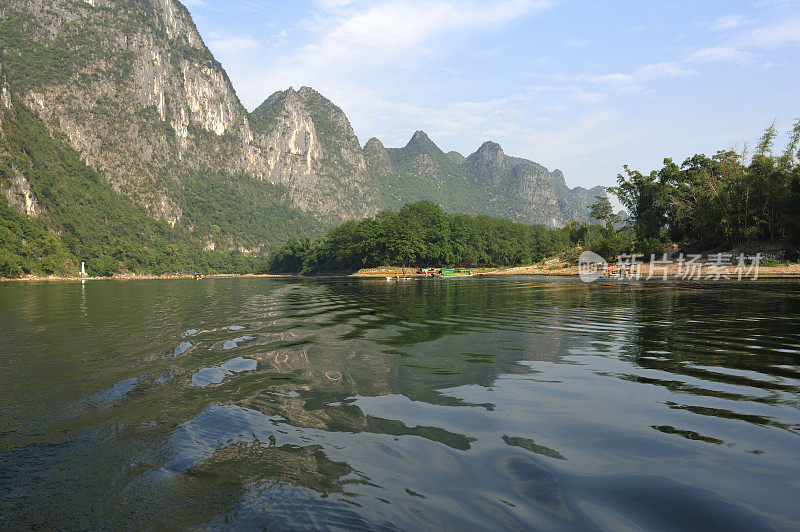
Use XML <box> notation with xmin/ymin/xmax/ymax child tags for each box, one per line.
<box><xmin>634</xmin><ymin>62</ymin><xmax>695</xmax><ymax>81</ymax></box>
<box><xmin>235</xmin><ymin>0</ymin><xmax>555</xmax><ymax>108</ymax></box>
<box><xmin>510</xmin><ymin>110</ymin><xmax>622</xmax><ymax>163</ymax></box>
<box><xmin>208</xmin><ymin>35</ymin><xmax>263</xmax><ymax>54</ymax></box>
<box><xmin>686</xmin><ymin>46</ymin><xmax>754</xmax><ymax>64</ymax></box>
<box><xmin>570</xmin><ymin>88</ymin><xmax>605</xmax><ymax>104</ymax></box>
<box><xmin>591</xmin><ymin>73</ymin><xmax>635</xmax><ymax>84</ymax></box>
<box><xmin>301</xmin><ymin>0</ymin><xmax>552</xmax><ymax>63</ymax></box>
<box><xmin>744</xmin><ymin>16</ymin><xmax>800</xmax><ymax>48</ymax></box>
<box><xmin>291</xmin><ymin>0</ymin><xmax>548</xmax><ymax>73</ymax></box>
<box><xmin>584</xmin><ymin>62</ymin><xmax>693</xmax><ymax>94</ymax></box>
<box><xmin>709</xmin><ymin>14</ymin><xmax>744</xmax><ymax>31</ymax></box>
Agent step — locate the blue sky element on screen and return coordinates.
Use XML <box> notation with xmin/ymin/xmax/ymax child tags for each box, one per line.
<box><xmin>183</xmin><ymin>0</ymin><xmax>800</xmax><ymax>192</ymax></box>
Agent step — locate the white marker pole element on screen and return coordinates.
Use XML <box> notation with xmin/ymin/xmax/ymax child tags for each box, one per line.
<box><xmin>81</xmin><ymin>261</ymin><xmax>86</xmax><ymax>276</ymax></box>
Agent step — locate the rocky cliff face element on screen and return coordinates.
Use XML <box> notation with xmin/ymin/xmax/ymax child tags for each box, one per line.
<box><xmin>0</xmin><ymin>61</ymin><xmax>10</xmax><ymax>114</ymax></box>
<box><xmin>1</xmin><ymin>0</ymin><xmax>241</xmax><ymax>225</ymax></box>
<box><xmin>365</xmin><ymin>131</ymin><xmax>487</xmax><ymax>213</ymax></box>
<box><xmin>552</xmin><ymin>170</ymin><xmax>606</xmax><ymax>224</ymax></box>
<box><xmin>0</xmin><ymin>0</ymin><xmax>376</xmax><ymax>228</ymax></box>
<box><xmin>363</xmin><ymin>137</ymin><xmax>392</xmax><ymax>176</ymax></box>
<box><xmin>0</xmin><ymin>59</ymin><xmax>42</xmax><ymax>218</ymax></box>
<box><xmin>465</xmin><ymin>142</ymin><xmax>563</xmax><ymax>226</ymax></box>
<box><xmin>0</xmin><ymin>60</ymin><xmax>8</xmax><ymax>137</ymax></box>
<box><xmin>467</xmin><ymin>141</ymin><xmax>605</xmax><ymax>226</ymax></box>
<box><xmin>249</xmin><ymin>87</ymin><xmax>378</xmax><ymax>219</ymax></box>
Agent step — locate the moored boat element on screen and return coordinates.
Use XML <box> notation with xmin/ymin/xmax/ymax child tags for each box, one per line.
<box><xmin>436</xmin><ymin>269</ymin><xmax>474</xmax><ymax>277</ymax></box>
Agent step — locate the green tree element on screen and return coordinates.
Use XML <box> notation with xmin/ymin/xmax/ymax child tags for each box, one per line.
<box><xmin>589</xmin><ymin>195</ymin><xmax>618</xmax><ymax>236</ymax></box>
<box><xmin>608</xmin><ymin>165</ymin><xmax>668</xmax><ymax>241</ymax></box>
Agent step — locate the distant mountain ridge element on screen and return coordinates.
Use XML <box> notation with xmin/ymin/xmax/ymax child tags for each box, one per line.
<box><xmin>365</xmin><ymin>132</ymin><xmax>605</xmax><ymax>226</ymax></box>
<box><xmin>0</xmin><ymin>0</ymin><xmax>605</xmax><ymax>262</ymax></box>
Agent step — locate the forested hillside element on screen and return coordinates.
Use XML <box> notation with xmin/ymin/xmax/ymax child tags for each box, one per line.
<box><xmin>364</xmin><ymin>132</ymin><xmax>605</xmax><ymax>226</ymax></box>
<box><xmin>0</xmin><ymin>91</ymin><xmax>263</xmax><ymax>277</ymax></box>
<box><xmin>265</xmin><ymin>201</ymin><xmax>580</xmax><ymax>274</ymax></box>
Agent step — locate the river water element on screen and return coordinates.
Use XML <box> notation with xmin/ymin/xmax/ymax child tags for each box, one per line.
<box><xmin>1</xmin><ymin>277</ymin><xmax>799</xmax><ymax>530</ymax></box>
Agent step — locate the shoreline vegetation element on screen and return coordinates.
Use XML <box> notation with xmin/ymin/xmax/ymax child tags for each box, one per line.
<box><xmin>352</xmin><ymin>261</ymin><xmax>800</xmax><ymax>279</ymax></box>
<box><xmin>3</xmin><ymin>122</ymin><xmax>799</xmax><ymax>281</ymax></box>
<box><xmin>260</xmin><ymin>121</ymin><xmax>800</xmax><ymax>278</ymax></box>
<box><xmin>5</xmin><ymin>260</ymin><xmax>800</xmax><ymax>282</ymax></box>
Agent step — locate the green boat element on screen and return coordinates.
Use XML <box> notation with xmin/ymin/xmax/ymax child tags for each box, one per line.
<box><xmin>436</xmin><ymin>269</ymin><xmax>474</xmax><ymax>277</ymax></box>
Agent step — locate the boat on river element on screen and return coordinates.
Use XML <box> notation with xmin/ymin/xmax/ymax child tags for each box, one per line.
<box><xmin>436</xmin><ymin>269</ymin><xmax>474</xmax><ymax>277</ymax></box>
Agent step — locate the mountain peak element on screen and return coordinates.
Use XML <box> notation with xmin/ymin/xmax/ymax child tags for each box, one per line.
<box><xmin>364</xmin><ymin>137</ymin><xmax>386</xmax><ymax>151</ymax></box>
<box><xmin>466</xmin><ymin>141</ymin><xmax>506</xmax><ymax>168</ymax></box>
<box><xmin>252</xmin><ymin>86</ymin><xmax>329</xmax><ymax>118</ymax></box>
<box><xmin>477</xmin><ymin>141</ymin><xmax>504</xmax><ymax>158</ymax></box>
<box><xmin>252</xmin><ymin>90</ymin><xmax>285</xmax><ymax>116</ymax></box>
<box><xmin>404</xmin><ymin>131</ymin><xmax>443</xmax><ymax>154</ymax></box>
<box><xmin>411</xmin><ymin>130</ymin><xmax>429</xmax><ymax>141</ymax></box>
<box><xmin>297</xmin><ymin>86</ymin><xmax>319</xmax><ymax>98</ymax></box>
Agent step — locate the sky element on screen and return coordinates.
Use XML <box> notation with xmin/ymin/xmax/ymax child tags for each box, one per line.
<box><xmin>182</xmin><ymin>0</ymin><xmax>800</xmax><ymax>192</ymax></box>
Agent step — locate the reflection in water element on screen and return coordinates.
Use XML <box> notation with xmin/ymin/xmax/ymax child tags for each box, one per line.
<box><xmin>84</xmin><ymin>376</ymin><xmax>139</xmax><ymax>408</ymax></box>
<box><xmin>171</xmin><ymin>341</ymin><xmax>192</xmax><ymax>357</ymax></box>
<box><xmin>503</xmin><ymin>435</ymin><xmax>567</xmax><ymax>460</ymax></box>
<box><xmin>191</xmin><ymin>357</ymin><xmax>258</xmax><ymax>387</ymax></box>
<box><xmin>0</xmin><ymin>277</ymin><xmax>799</xmax><ymax>529</ymax></box>
<box><xmin>222</xmin><ymin>335</ymin><xmax>256</xmax><ymax>350</ymax></box>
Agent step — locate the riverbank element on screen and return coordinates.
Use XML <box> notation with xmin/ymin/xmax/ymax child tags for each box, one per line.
<box><xmin>0</xmin><ymin>273</ymin><xmax>295</xmax><ymax>283</ymax></box>
<box><xmin>5</xmin><ymin>262</ymin><xmax>800</xmax><ymax>282</ymax></box>
<box><xmin>489</xmin><ymin>263</ymin><xmax>800</xmax><ymax>278</ymax></box>
<box><xmin>352</xmin><ymin>262</ymin><xmax>800</xmax><ymax>278</ymax></box>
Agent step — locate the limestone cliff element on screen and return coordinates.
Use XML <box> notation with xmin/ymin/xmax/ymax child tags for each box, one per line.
<box><xmin>464</xmin><ymin>141</ymin><xmax>562</xmax><ymax>226</ymax></box>
<box><xmin>463</xmin><ymin>141</ymin><xmax>604</xmax><ymax>226</ymax></box>
<box><xmin>249</xmin><ymin>87</ymin><xmax>378</xmax><ymax>219</ymax></box>
<box><xmin>365</xmin><ymin>131</ymin><xmax>485</xmax><ymax>213</ymax></box>
<box><xmin>0</xmin><ymin>0</ymin><xmax>376</xmax><ymax>227</ymax></box>
<box><xmin>0</xmin><ymin>60</ymin><xmax>42</xmax><ymax>218</ymax></box>
<box><xmin>0</xmin><ymin>61</ymin><xmax>10</xmax><ymax>114</ymax></box>
<box><xmin>363</xmin><ymin>138</ymin><xmax>392</xmax><ymax>177</ymax></box>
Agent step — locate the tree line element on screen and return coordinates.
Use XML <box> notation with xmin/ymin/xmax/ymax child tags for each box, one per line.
<box><xmin>264</xmin><ymin>201</ymin><xmax>589</xmax><ymax>274</ymax></box>
<box><xmin>604</xmin><ymin>119</ymin><xmax>800</xmax><ymax>249</ymax></box>
<box><xmin>267</xmin><ymin>119</ymin><xmax>800</xmax><ymax>275</ymax></box>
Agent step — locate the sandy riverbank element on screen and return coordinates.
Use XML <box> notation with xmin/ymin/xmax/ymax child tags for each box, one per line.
<box><xmin>0</xmin><ymin>273</ymin><xmax>296</xmax><ymax>283</ymax></box>
<box><xmin>352</xmin><ymin>263</ymin><xmax>800</xmax><ymax>279</ymax></box>
<box><xmin>5</xmin><ymin>263</ymin><xmax>800</xmax><ymax>282</ymax></box>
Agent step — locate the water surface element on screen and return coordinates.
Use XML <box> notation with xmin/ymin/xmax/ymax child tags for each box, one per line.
<box><xmin>1</xmin><ymin>277</ymin><xmax>799</xmax><ymax>529</ymax></box>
